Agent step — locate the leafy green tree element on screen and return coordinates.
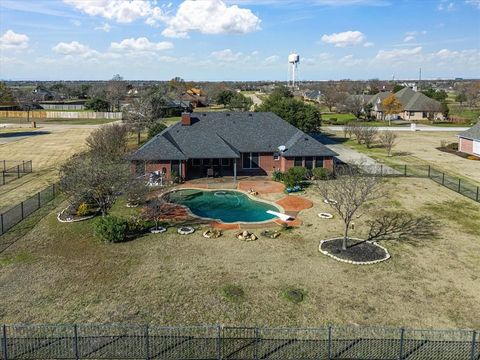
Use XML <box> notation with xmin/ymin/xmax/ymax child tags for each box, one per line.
<box><xmin>148</xmin><ymin>121</ymin><xmax>167</xmax><ymax>139</ymax></box>
<box><xmin>227</xmin><ymin>92</ymin><xmax>253</xmax><ymax>111</ymax></box>
<box><xmin>257</xmin><ymin>87</ymin><xmax>321</xmax><ymax>132</ymax></box>
<box><xmin>216</xmin><ymin>90</ymin><xmax>235</xmax><ymax>106</ymax></box>
<box><xmin>421</xmin><ymin>88</ymin><xmax>447</xmax><ymax>102</ymax></box>
<box><xmin>0</xmin><ymin>82</ymin><xmax>14</xmax><ymax>103</ymax></box>
<box><xmin>393</xmin><ymin>84</ymin><xmax>405</xmax><ymax>93</ymax></box>
<box><xmin>455</xmin><ymin>93</ymin><xmax>466</xmax><ymax>105</ymax></box>
<box><xmin>441</xmin><ymin>101</ymin><xmax>449</xmax><ymax>119</ymax></box>
<box><xmin>85</xmin><ymin>97</ymin><xmax>110</xmax><ymax>112</ymax></box>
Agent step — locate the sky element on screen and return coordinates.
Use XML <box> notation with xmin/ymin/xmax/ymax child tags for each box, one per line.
<box><xmin>0</xmin><ymin>0</ymin><xmax>479</xmax><ymax>81</ymax></box>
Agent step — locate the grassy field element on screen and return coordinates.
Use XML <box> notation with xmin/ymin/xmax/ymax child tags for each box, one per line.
<box><xmin>332</xmin><ymin>130</ymin><xmax>480</xmax><ymax>185</ymax></box>
<box><xmin>1</xmin><ymin>178</ymin><xmax>479</xmax><ymax>328</ymax></box>
<box><xmin>0</xmin><ymin>127</ymin><xmax>92</xmax><ymax>212</ymax></box>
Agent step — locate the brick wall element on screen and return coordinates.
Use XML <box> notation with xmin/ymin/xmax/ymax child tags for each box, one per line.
<box><xmin>459</xmin><ymin>138</ymin><xmax>473</xmax><ymax>155</ymax></box>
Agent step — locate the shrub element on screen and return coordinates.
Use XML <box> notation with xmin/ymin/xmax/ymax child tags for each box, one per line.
<box><xmin>126</xmin><ymin>180</ymin><xmax>149</xmax><ymax>206</ymax></box>
<box><xmin>312</xmin><ymin>167</ymin><xmax>331</xmax><ymax>180</ymax></box>
<box><xmin>271</xmin><ymin>169</ymin><xmax>284</xmax><ymax>182</ymax></box>
<box><xmin>94</xmin><ymin>216</ymin><xmax>128</xmax><ymax>243</ymax></box>
<box><xmin>171</xmin><ymin>171</ymin><xmax>181</xmax><ymax>184</ymax></box>
<box><xmin>76</xmin><ymin>203</ymin><xmax>90</xmax><ymax>217</ymax></box>
<box><xmin>283</xmin><ymin>166</ymin><xmax>308</xmax><ymax>188</ymax></box>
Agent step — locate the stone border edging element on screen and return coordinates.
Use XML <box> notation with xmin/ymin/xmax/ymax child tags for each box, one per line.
<box><xmin>57</xmin><ymin>208</ymin><xmax>96</xmax><ymax>223</ymax></box>
<box><xmin>319</xmin><ymin>237</ymin><xmax>390</xmax><ymax>265</ymax></box>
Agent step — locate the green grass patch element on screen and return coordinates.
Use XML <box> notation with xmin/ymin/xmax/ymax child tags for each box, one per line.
<box><xmin>221</xmin><ymin>284</ymin><xmax>245</xmax><ymax>302</ymax></box>
<box><xmin>423</xmin><ymin>200</ymin><xmax>480</xmax><ymax>236</ymax></box>
<box><xmin>282</xmin><ymin>287</ymin><xmax>306</xmax><ymax>304</ymax></box>
<box><xmin>0</xmin><ymin>252</ymin><xmax>36</xmax><ymax>266</ymax></box>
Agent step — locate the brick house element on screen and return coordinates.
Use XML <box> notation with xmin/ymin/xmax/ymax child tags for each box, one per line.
<box><xmin>130</xmin><ymin>112</ymin><xmax>337</xmax><ymax>181</ymax></box>
<box><xmin>458</xmin><ymin>122</ymin><xmax>480</xmax><ymax>156</ymax></box>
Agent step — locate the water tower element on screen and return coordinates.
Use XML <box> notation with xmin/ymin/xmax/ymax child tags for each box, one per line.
<box><xmin>288</xmin><ymin>52</ymin><xmax>300</xmax><ymax>88</ymax></box>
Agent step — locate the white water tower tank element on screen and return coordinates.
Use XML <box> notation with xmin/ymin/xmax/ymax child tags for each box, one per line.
<box><xmin>288</xmin><ymin>53</ymin><xmax>300</xmax><ymax>64</ymax></box>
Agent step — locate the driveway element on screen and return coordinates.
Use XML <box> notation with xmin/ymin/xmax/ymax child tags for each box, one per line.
<box><xmin>324</xmin><ymin>125</ymin><xmax>469</xmax><ymax>132</ymax></box>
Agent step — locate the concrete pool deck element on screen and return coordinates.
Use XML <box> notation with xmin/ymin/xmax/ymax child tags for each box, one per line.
<box><xmin>173</xmin><ymin>180</ymin><xmax>312</xmax><ymax>229</ymax></box>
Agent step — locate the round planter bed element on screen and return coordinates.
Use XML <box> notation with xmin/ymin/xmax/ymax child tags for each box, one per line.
<box><xmin>177</xmin><ymin>226</ymin><xmax>195</xmax><ymax>235</ymax></box>
<box><xmin>203</xmin><ymin>229</ymin><xmax>222</xmax><ymax>238</ymax></box>
<box><xmin>150</xmin><ymin>226</ymin><xmax>167</xmax><ymax>234</ymax></box>
<box><xmin>318</xmin><ymin>212</ymin><xmax>333</xmax><ymax>219</ymax></box>
<box><xmin>57</xmin><ymin>208</ymin><xmax>97</xmax><ymax>223</ymax></box>
<box><xmin>319</xmin><ymin>237</ymin><xmax>390</xmax><ymax>265</ymax></box>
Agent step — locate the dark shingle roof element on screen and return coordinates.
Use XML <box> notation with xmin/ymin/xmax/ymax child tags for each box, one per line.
<box><xmin>458</xmin><ymin>122</ymin><xmax>480</xmax><ymax>141</ymax></box>
<box><xmin>395</xmin><ymin>87</ymin><xmax>441</xmax><ymax>112</ymax></box>
<box><xmin>131</xmin><ymin>112</ymin><xmax>337</xmax><ymax>161</ymax></box>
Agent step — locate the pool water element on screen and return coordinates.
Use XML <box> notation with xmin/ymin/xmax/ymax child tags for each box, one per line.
<box><xmin>166</xmin><ymin>189</ymin><xmax>281</xmax><ymax>223</ymax></box>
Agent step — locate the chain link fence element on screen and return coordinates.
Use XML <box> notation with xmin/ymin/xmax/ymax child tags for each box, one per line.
<box><xmin>0</xmin><ymin>184</ymin><xmax>56</xmax><ymax>238</ymax></box>
<box><xmin>1</xmin><ymin>161</ymin><xmax>32</xmax><ymax>186</ymax></box>
<box><xmin>0</xmin><ymin>324</ymin><xmax>478</xmax><ymax>360</ymax></box>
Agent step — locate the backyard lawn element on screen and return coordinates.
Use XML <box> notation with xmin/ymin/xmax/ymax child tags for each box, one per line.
<box><xmin>1</xmin><ymin>178</ymin><xmax>479</xmax><ymax>329</ymax></box>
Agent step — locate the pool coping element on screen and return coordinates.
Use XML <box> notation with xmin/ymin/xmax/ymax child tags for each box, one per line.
<box><xmin>163</xmin><ymin>187</ymin><xmax>286</xmax><ymax>225</ymax></box>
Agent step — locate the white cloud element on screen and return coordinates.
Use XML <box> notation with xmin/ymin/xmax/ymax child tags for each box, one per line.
<box><xmin>465</xmin><ymin>0</ymin><xmax>480</xmax><ymax>8</ymax></box>
<box><xmin>363</xmin><ymin>41</ymin><xmax>374</xmax><ymax>47</ymax></box>
<box><xmin>52</xmin><ymin>41</ymin><xmax>93</xmax><ymax>56</ymax></box>
<box><xmin>403</xmin><ymin>35</ymin><xmax>415</xmax><ymax>42</ymax></box>
<box><xmin>321</xmin><ymin>30</ymin><xmax>366</xmax><ymax>47</ymax></box>
<box><xmin>162</xmin><ymin>0</ymin><xmax>261</xmax><ymax>38</ymax></box>
<box><xmin>63</xmin><ymin>0</ymin><xmax>169</xmax><ymax>25</ymax></box>
<box><xmin>263</xmin><ymin>55</ymin><xmax>279</xmax><ymax>65</ymax></box>
<box><xmin>70</xmin><ymin>19</ymin><xmax>81</xmax><ymax>26</ymax></box>
<box><xmin>210</xmin><ymin>49</ymin><xmax>244</xmax><ymax>62</ymax></box>
<box><xmin>339</xmin><ymin>54</ymin><xmax>362</xmax><ymax>66</ymax></box>
<box><xmin>0</xmin><ymin>30</ymin><xmax>29</xmax><ymax>50</ymax></box>
<box><xmin>110</xmin><ymin>37</ymin><xmax>173</xmax><ymax>52</ymax></box>
<box><xmin>437</xmin><ymin>0</ymin><xmax>455</xmax><ymax>11</ymax></box>
<box><xmin>95</xmin><ymin>23</ymin><xmax>112</xmax><ymax>32</ymax></box>
<box><xmin>375</xmin><ymin>46</ymin><xmax>422</xmax><ymax>61</ymax></box>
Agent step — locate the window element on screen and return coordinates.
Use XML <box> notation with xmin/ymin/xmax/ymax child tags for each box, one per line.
<box><xmin>294</xmin><ymin>157</ymin><xmax>303</xmax><ymax>167</ymax></box>
<box><xmin>315</xmin><ymin>157</ymin><xmax>324</xmax><ymax>168</ymax></box>
<box><xmin>409</xmin><ymin>111</ymin><xmax>415</xmax><ymax>116</ymax></box>
<box><xmin>221</xmin><ymin>158</ymin><xmax>230</xmax><ymax>166</ymax></box>
<box><xmin>242</xmin><ymin>152</ymin><xmax>260</xmax><ymax>169</ymax></box>
<box><xmin>305</xmin><ymin>157</ymin><xmax>313</xmax><ymax>169</ymax></box>
<box><xmin>171</xmin><ymin>160</ymin><xmax>180</xmax><ymax>175</ymax></box>
<box><xmin>192</xmin><ymin>159</ymin><xmax>201</xmax><ymax>166</ymax></box>
<box><xmin>213</xmin><ymin>158</ymin><xmax>220</xmax><ymax>166</ymax></box>
<box><xmin>273</xmin><ymin>152</ymin><xmax>280</xmax><ymax>161</ymax></box>
<box><xmin>202</xmin><ymin>159</ymin><xmax>211</xmax><ymax>166</ymax></box>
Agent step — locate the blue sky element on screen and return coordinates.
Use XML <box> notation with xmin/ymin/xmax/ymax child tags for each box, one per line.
<box><xmin>0</xmin><ymin>0</ymin><xmax>479</xmax><ymax>81</ymax></box>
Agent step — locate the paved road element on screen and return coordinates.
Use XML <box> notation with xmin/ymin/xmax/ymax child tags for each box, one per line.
<box><xmin>324</xmin><ymin>125</ymin><xmax>469</xmax><ymax>132</ymax></box>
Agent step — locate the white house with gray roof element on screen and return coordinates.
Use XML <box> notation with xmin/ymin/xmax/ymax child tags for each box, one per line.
<box><xmin>458</xmin><ymin>122</ymin><xmax>480</xmax><ymax>157</ymax></box>
<box><xmin>130</xmin><ymin>112</ymin><xmax>337</xmax><ymax>181</ymax></box>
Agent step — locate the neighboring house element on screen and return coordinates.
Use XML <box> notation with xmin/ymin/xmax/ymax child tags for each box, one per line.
<box><xmin>163</xmin><ymin>98</ymin><xmax>193</xmax><ymax>116</ymax></box>
<box><xmin>130</xmin><ymin>112</ymin><xmax>338</xmax><ymax>181</ymax></box>
<box><xmin>180</xmin><ymin>92</ymin><xmax>208</xmax><ymax>108</ymax></box>
<box><xmin>458</xmin><ymin>122</ymin><xmax>480</xmax><ymax>156</ymax></box>
<box><xmin>303</xmin><ymin>90</ymin><xmax>322</xmax><ymax>103</ymax></box>
<box><xmin>369</xmin><ymin>87</ymin><xmax>443</xmax><ymax>121</ymax></box>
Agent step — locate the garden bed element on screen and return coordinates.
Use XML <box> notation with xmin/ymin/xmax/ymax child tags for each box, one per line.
<box><xmin>319</xmin><ymin>237</ymin><xmax>390</xmax><ymax>265</ymax></box>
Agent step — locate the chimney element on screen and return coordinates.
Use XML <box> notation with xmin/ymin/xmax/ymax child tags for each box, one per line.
<box><xmin>181</xmin><ymin>112</ymin><xmax>192</xmax><ymax>126</ymax></box>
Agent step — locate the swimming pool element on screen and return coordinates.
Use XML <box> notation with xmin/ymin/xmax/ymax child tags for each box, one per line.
<box><xmin>165</xmin><ymin>189</ymin><xmax>282</xmax><ymax>223</ymax></box>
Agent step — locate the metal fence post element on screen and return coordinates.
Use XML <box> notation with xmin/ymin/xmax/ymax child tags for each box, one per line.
<box><xmin>20</xmin><ymin>202</ymin><xmax>24</xmax><ymax>220</ymax></box>
<box><xmin>144</xmin><ymin>325</ymin><xmax>150</xmax><ymax>360</ymax></box>
<box><xmin>37</xmin><ymin>192</ymin><xmax>41</xmax><ymax>209</ymax></box>
<box><xmin>2</xmin><ymin>324</ymin><xmax>8</xmax><ymax>360</ymax></box>
<box><xmin>73</xmin><ymin>324</ymin><xmax>79</xmax><ymax>360</ymax></box>
<box><xmin>327</xmin><ymin>326</ymin><xmax>332</xmax><ymax>360</ymax></box>
<box><xmin>22</xmin><ymin>160</ymin><xmax>25</xmax><ymax>173</ymax></box>
<box><xmin>216</xmin><ymin>325</ymin><xmax>222</xmax><ymax>360</ymax></box>
<box><xmin>476</xmin><ymin>186</ymin><xmax>479</xmax><ymax>202</ymax></box>
<box><xmin>380</xmin><ymin>164</ymin><xmax>383</xmax><ymax>176</ymax></box>
<box><xmin>403</xmin><ymin>165</ymin><xmax>407</xmax><ymax>176</ymax></box>
<box><xmin>458</xmin><ymin>179</ymin><xmax>461</xmax><ymax>193</ymax></box>
<box><xmin>442</xmin><ymin>172</ymin><xmax>445</xmax><ymax>185</ymax></box>
<box><xmin>471</xmin><ymin>330</ymin><xmax>477</xmax><ymax>360</ymax></box>
<box><xmin>254</xmin><ymin>327</ymin><xmax>259</xmax><ymax>360</ymax></box>
<box><xmin>427</xmin><ymin>165</ymin><xmax>431</xmax><ymax>178</ymax></box>
<box><xmin>398</xmin><ymin>328</ymin><xmax>405</xmax><ymax>360</ymax></box>
<box><xmin>2</xmin><ymin>171</ymin><xmax>4</xmax><ymax>185</ymax></box>
<box><xmin>17</xmin><ymin>165</ymin><xmax>20</xmax><ymax>179</ymax></box>
<box><xmin>0</xmin><ymin>214</ymin><xmax>3</xmax><ymax>235</ymax></box>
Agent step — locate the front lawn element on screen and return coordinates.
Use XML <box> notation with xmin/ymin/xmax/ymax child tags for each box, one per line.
<box><xmin>1</xmin><ymin>178</ymin><xmax>479</xmax><ymax>328</ymax></box>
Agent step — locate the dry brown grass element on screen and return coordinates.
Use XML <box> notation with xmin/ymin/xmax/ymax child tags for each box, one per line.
<box><xmin>0</xmin><ymin>128</ymin><xmax>92</xmax><ymax>212</ymax></box>
<box><xmin>1</xmin><ymin>178</ymin><xmax>479</xmax><ymax>329</ymax></box>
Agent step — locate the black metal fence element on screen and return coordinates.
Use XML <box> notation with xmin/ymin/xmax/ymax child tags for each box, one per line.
<box><xmin>1</xmin><ymin>160</ymin><xmax>32</xmax><ymax>186</ymax></box>
<box><xmin>0</xmin><ymin>184</ymin><xmax>57</xmax><ymax>237</ymax></box>
<box><xmin>0</xmin><ymin>324</ymin><xmax>478</xmax><ymax>360</ymax></box>
<box><xmin>350</xmin><ymin>164</ymin><xmax>480</xmax><ymax>203</ymax></box>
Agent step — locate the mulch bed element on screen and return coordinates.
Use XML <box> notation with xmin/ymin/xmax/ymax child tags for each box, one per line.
<box><xmin>437</xmin><ymin>146</ymin><xmax>480</xmax><ymax>160</ymax></box>
<box><xmin>320</xmin><ymin>238</ymin><xmax>387</xmax><ymax>263</ymax></box>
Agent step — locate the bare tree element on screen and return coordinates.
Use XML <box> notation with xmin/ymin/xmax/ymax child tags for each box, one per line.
<box><xmin>59</xmin><ymin>154</ymin><xmax>129</xmax><ymax>216</ymax></box>
<box><xmin>366</xmin><ymin>211</ymin><xmax>438</xmax><ymax>242</ymax></box>
<box><xmin>357</xmin><ymin>126</ymin><xmax>378</xmax><ymax>148</ymax></box>
<box><xmin>378</xmin><ymin>130</ymin><xmax>397</xmax><ymax>156</ymax></box>
<box><xmin>318</xmin><ymin>164</ymin><xmax>385</xmax><ymax>250</ymax></box>
<box><xmin>12</xmin><ymin>89</ymin><xmax>36</xmax><ymax>123</ymax></box>
<box><xmin>106</xmin><ymin>74</ymin><xmax>126</xmax><ymax>111</ymax></box>
<box><xmin>86</xmin><ymin>123</ymin><xmax>129</xmax><ymax>160</ymax></box>
<box><xmin>343</xmin><ymin>95</ymin><xmax>365</xmax><ymax>119</ymax></box>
